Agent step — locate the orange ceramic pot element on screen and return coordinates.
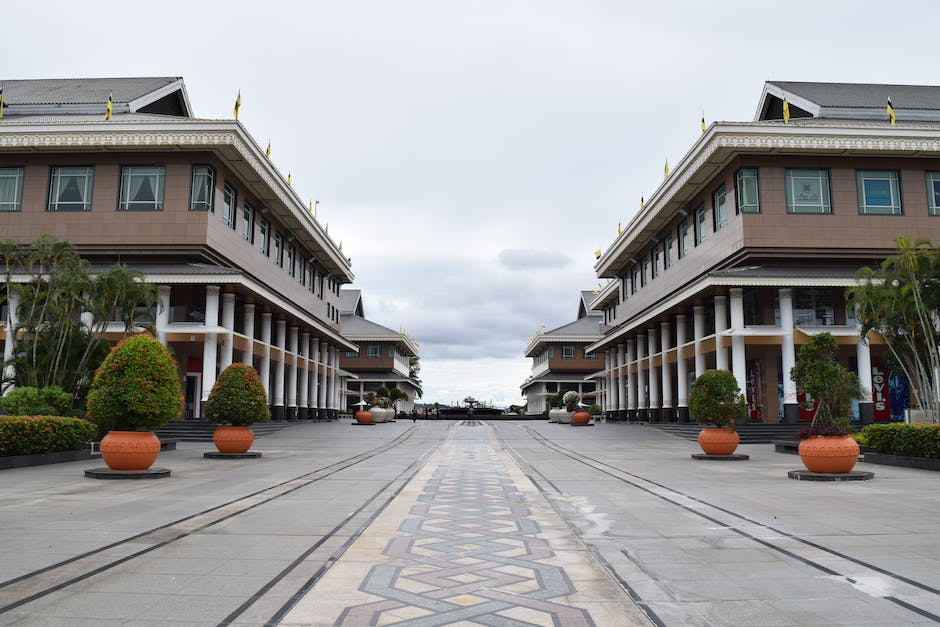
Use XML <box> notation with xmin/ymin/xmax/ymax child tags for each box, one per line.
<box><xmin>355</xmin><ymin>410</ymin><xmax>373</xmax><ymax>424</ymax></box>
<box><xmin>213</xmin><ymin>426</ymin><xmax>255</xmax><ymax>454</ymax></box>
<box><xmin>572</xmin><ymin>410</ymin><xmax>591</xmax><ymax>425</ymax></box>
<box><xmin>798</xmin><ymin>435</ymin><xmax>859</xmax><ymax>473</ymax></box>
<box><xmin>697</xmin><ymin>427</ymin><xmax>740</xmax><ymax>455</ymax></box>
<box><xmin>100</xmin><ymin>431</ymin><xmax>161</xmax><ymax>471</ymax></box>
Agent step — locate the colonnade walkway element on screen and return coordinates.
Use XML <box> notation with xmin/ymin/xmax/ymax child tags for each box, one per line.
<box><xmin>1</xmin><ymin>420</ymin><xmax>938</xmax><ymax>626</ymax></box>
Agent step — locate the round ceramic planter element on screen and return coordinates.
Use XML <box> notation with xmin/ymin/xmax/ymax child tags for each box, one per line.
<box><xmin>212</xmin><ymin>425</ymin><xmax>254</xmax><ymax>454</ymax></box>
<box><xmin>548</xmin><ymin>408</ymin><xmax>564</xmax><ymax>423</ymax></box>
<box><xmin>100</xmin><ymin>430</ymin><xmax>161</xmax><ymax>471</ymax></box>
<box><xmin>557</xmin><ymin>410</ymin><xmax>573</xmax><ymax>424</ymax></box>
<box><xmin>798</xmin><ymin>435</ymin><xmax>859</xmax><ymax>473</ymax></box>
<box><xmin>355</xmin><ymin>410</ymin><xmax>373</xmax><ymax>424</ymax></box>
<box><xmin>697</xmin><ymin>427</ymin><xmax>740</xmax><ymax>455</ymax></box>
<box><xmin>572</xmin><ymin>410</ymin><xmax>591</xmax><ymax>425</ymax></box>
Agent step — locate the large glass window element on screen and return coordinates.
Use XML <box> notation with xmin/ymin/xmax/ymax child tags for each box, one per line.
<box><xmin>694</xmin><ymin>204</ymin><xmax>707</xmax><ymax>244</ymax></box>
<box><xmin>259</xmin><ymin>218</ymin><xmax>270</xmax><ymax>255</ymax></box>
<box><xmin>0</xmin><ymin>167</ymin><xmax>24</xmax><ymax>212</ymax></box>
<box><xmin>286</xmin><ymin>243</ymin><xmax>295</xmax><ymax>277</ymax></box>
<box><xmin>736</xmin><ymin>168</ymin><xmax>760</xmax><ymax>213</ymax></box>
<box><xmin>119</xmin><ymin>166</ymin><xmax>165</xmax><ymax>211</ymax></box>
<box><xmin>712</xmin><ymin>185</ymin><xmax>727</xmax><ymax>230</ymax></box>
<box><xmin>926</xmin><ymin>172</ymin><xmax>940</xmax><ymax>216</ymax></box>
<box><xmin>562</xmin><ymin>345</ymin><xmax>575</xmax><ymax>359</ymax></box>
<box><xmin>190</xmin><ymin>165</ymin><xmax>214</xmax><ymax>212</ymax></box>
<box><xmin>640</xmin><ymin>257</ymin><xmax>649</xmax><ymax>286</ymax></box>
<box><xmin>678</xmin><ymin>221</ymin><xmax>689</xmax><ymax>257</ymax></box>
<box><xmin>48</xmin><ymin>166</ymin><xmax>94</xmax><ymax>212</ymax></box>
<box><xmin>367</xmin><ymin>344</ymin><xmax>380</xmax><ymax>358</ymax></box>
<box><xmin>856</xmin><ymin>170</ymin><xmax>901</xmax><ymax>215</ymax></box>
<box><xmin>663</xmin><ymin>234</ymin><xmax>674</xmax><ymax>269</ymax></box>
<box><xmin>242</xmin><ymin>202</ymin><xmax>255</xmax><ymax>242</ymax></box>
<box><xmin>631</xmin><ymin>266</ymin><xmax>639</xmax><ymax>294</ymax></box>
<box><xmin>273</xmin><ymin>232</ymin><xmax>283</xmax><ymax>266</ymax></box>
<box><xmin>785</xmin><ymin>169</ymin><xmax>831</xmax><ymax>214</ymax></box>
<box><xmin>222</xmin><ymin>183</ymin><xmax>237</xmax><ymax>227</ymax></box>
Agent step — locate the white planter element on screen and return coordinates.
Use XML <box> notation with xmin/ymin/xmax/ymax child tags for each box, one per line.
<box><xmin>557</xmin><ymin>410</ymin><xmax>573</xmax><ymax>424</ymax></box>
<box><xmin>548</xmin><ymin>408</ymin><xmax>563</xmax><ymax>423</ymax></box>
<box><xmin>372</xmin><ymin>408</ymin><xmax>389</xmax><ymax>423</ymax></box>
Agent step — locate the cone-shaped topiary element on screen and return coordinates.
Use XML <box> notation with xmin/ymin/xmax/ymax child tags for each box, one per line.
<box><xmin>205</xmin><ymin>363</ymin><xmax>271</xmax><ymax>426</ymax></box>
<box><xmin>689</xmin><ymin>369</ymin><xmax>746</xmax><ymax>429</ymax></box>
<box><xmin>86</xmin><ymin>334</ymin><xmax>183</xmax><ymax>431</ymax></box>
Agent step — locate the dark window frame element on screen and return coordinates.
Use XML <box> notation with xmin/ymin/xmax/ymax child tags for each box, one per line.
<box><xmin>189</xmin><ymin>164</ymin><xmax>215</xmax><ymax>212</ymax></box>
<box><xmin>47</xmin><ymin>165</ymin><xmax>95</xmax><ymax>212</ymax></box>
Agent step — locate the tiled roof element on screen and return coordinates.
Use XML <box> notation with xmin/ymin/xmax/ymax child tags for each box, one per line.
<box><xmin>709</xmin><ymin>266</ymin><xmax>861</xmax><ymax>279</ymax></box>
<box><xmin>769</xmin><ymin>81</ymin><xmax>940</xmax><ymax>110</ymax></box>
<box><xmin>1</xmin><ymin>77</ymin><xmax>181</xmax><ymax>106</ymax></box>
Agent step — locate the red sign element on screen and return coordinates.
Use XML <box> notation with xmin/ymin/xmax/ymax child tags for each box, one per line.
<box><xmin>871</xmin><ymin>357</ymin><xmax>891</xmax><ymax>422</ymax></box>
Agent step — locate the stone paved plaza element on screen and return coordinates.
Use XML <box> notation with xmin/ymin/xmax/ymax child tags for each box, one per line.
<box><xmin>1</xmin><ymin>420</ymin><xmax>938</xmax><ymax>626</ymax></box>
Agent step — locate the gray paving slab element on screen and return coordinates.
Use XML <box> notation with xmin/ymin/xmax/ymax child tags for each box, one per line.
<box><xmin>0</xmin><ymin>419</ymin><xmax>938</xmax><ymax>626</ymax></box>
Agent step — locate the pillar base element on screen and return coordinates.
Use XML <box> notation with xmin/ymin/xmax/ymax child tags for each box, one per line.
<box><xmin>677</xmin><ymin>406</ymin><xmax>690</xmax><ymax>423</ymax></box>
<box><xmin>627</xmin><ymin>409</ymin><xmax>638</xmax><ymax>422</ymax></box>
<box><xmin>272</xmin><ymin>405</ymin><xmax>286</xmax><ymax>421</ymax></box>
<box><xmin>858</xmin><ymin>402</ymin><xmax>874</xmax><ymax>426</ymax></box>
<box><xmin>617</xmin><ymin>410</ymin><xmax>627</xmax><ymax>422</ymax></box>
<box><xmin>286</xmin><ymin>407</ymin><xmax>298</xmax><ymax>421</ymax></box>
<box><xmin>783</xmin><ymin>403</ymin><xmax>800</xmax><ymax>425</ymax></box>
<box><xmin>298</xmin><ymin>407</ymin><xmax>309</xmax><ymax>420</ymax></box>
<box><xmin>647</xmin><ymin>408</ymin><xmax>662</xmax><ymax>423</ymax></box>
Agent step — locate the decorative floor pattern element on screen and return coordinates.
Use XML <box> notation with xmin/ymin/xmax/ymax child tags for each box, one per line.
<box><xmin>336</xmin><ymin>430</ymin><xmax>595</xmax><ymax>626</ymax></box>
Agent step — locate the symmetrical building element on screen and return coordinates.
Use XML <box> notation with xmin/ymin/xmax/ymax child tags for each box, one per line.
<box><xmin>521</xmin><ymin>292</ymin><xmax>603</xmax><ymax>414</ymax></box>
<box><xmin>590</xmin><ymin>81</ymin><xmax>940</xmax><ymax>424</ymax></box>
<box><xmin>339</xmin><ymin>289</ymin><xmax>420</xmax><ymax>413</ymax></box>
<box><xmin>0</xmin><ymin>77</ymin><xmax>356</xmax><ymax>419</ymax></box>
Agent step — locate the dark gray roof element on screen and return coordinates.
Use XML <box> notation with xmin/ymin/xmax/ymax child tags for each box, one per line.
<box><xmin>543</xmin><ymin>314</ymin><xmax>603</xmax><ymax>337</ymax></box>
<box><xmin>770</xmin><ymin>81</ymin><xmax>940</xmax><ymax>110</ymax></box>
<box><xmin>2</xmin><ymin>77</ymin><xmax>180</xmax><ymax>106</ymax></box>
<box><xmin>709</xmin><ymin>266</ymin><xmax>861</xmax><ymax>279</ymax></box>
<box><xmin>340</xmin><ymin>289</ymin><xmax>363</xmax><ymax>315</ymax></box>
<box><xmin>340</xmin><ymin>313</ymin><xmax>399</xmax><ymax>337</ymax></box>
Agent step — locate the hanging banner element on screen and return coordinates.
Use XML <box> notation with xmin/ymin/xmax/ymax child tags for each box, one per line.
<box><xmin>871</xmin><ymin>357</ymin><xmax>891</xmax><ymax>422</ymax></box>
<box><xmin>746</xmin><ymin>359</ymin><xmax>763</xmax><ymax>421</ymax></box>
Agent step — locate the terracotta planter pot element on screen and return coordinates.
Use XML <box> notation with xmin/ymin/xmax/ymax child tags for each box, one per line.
<box><xmin>100</xmin><ymin>431</ymin><xmax>161</xmax><ymax>471</ymax></box>
<box><xmin>212</xmin><ymin>425</ymin><xmax>255</xmax><ymax>454</ymax></box>
<box><xmin>355</xmin><ymin>410</ymin><xmax>373</xmax><ymax>424</ymax></box>
<box><xmin>798</xmin><ymin>435</ymin><xmax>859</xmax><ymax>473</ymax></box>
<box><xmin>572</xmin><ymin>410</ymin><xmax>591</xmax><ymax>425</ymax></box>
<box><xmin>697</xmin><ymin>427</ymin><xmax>740</xmax><ymax>455</ymax></box>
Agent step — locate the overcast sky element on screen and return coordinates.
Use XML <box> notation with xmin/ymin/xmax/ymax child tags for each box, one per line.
<box><xmin>5</xmin><ymin>1</ymin><xmax>939</xmax><ymax>407</ymax></box>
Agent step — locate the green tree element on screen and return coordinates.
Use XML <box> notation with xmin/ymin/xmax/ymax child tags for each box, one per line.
<box><xmin>848</xmin><ymin>237</ymin><xmax>940</xmax><ymax>423</ymax></box>
<box><xmin>789</xmin><ymin>332</ymin><xmax>860</xmax><ymax>431</ymax></box>
<box><xmin>689</xmin><ymin>369</ymin><xmax>746</xmax><ymax>428</ymax></box>
<box><xmin>408</xmin><ymin>355</ymin><xmax>423</xmax><ymax>399</ymax></box>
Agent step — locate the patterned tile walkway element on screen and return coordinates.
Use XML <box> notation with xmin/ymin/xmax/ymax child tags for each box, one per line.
<box><xmin>281</xmin><ymin>423</ymin><xmax>648</xmax><ymax>626</ymax></box>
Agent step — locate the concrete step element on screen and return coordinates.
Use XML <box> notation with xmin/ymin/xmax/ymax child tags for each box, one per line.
<box><xmin>649</xmin><ymin>423</ymin><xmax>801</xmax><ymax>444</ymax></box>
<box><xmin>153</xmin><ymin>420</ymin><xmax>294</xmax><ymax>442</ymax></box>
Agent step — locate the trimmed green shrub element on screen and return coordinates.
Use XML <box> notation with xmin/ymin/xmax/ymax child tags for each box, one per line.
<box><xmin>205</xmin><ymin>363</ymin><xmax>271</xmax><ymax>426</ymax></box>
<box><xmin>86</xmin><ymin>334</ymin><xmax>183</xmax><ymax>431</ymax></box>
<box><xmin>0</xmin><ymin>415</ymin><xmax>97</xmax><ymax>456</ymax></box>
<box><xmin>859</xmin><ymin>423</ymin><xmax>940</xmax><ymax>459</ymax></box>
<box><xmin>689</xmin><ymin>369</ymin><xmax>746</xmax><ymax>428</ymax></box>
<box><xmin>0</xmin><ymin>386</ymin><xmax>72</xmax><ymax>416</ymax></box>
<box><xmin>587</xmin><ymin>404</ymin><xmax>602</xmax><ymax>415</ymax></box>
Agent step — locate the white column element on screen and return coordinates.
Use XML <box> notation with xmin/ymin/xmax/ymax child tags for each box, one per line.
<box><xmin>317</xmin><ymin>340</ymin><xmax>328</xmax><ymax>414</ymax></box>
<box><xmin>2</xmin><ymin>290</ymin><xmax>20</xmax><ymax>395</ymax></box>
<box><xmin>729</xmin><ymin>288</ymin><xmax>747</xmax><ymax>398</ymax></box>
<box><xmin>603</xmin><ymin>352</ymin><xmax>611</xmax><ymax>411</ymax></box>
<box><xmin>299</xmin><ymin>332</ymin><xmax>310</xmax><ymax>417</ymax></box>
<box><xmin>242</xmin><ymin>303</ymin><xmax>256</xmax><ymax>365</ymax></box>
<box><xmin>779</xmin><ymin>288</ymin><xmax>797</xmax><ymax>409</ymax></box>
<box><xmin>661</xmin><ymin>320</ymin><xmax>672</xmax><ymax>418</ymax></box>
<box><xmin>155</xmin><ymin>285</ymin><xmax>171</xmax><ymax>346</ymax></box>
<box><xmin>331</xmin><ymin>348</ymin><xmax>340</xmax><ymax>411</ymax></box>
<box><xmin>273</xmin><ymin>320</ymin><xmax>286</xmax><ymax>413</ymax></box>
<box><xmin>647</xmin><ymin>328</ymin><xmax>660</xmax><ymax>412</ymax></box>
<box><xmin>287</xmin><ymin>325</ymin><xmax>298</xmax><ymax>416</ymax></box>
<box><xmin>260</xmin><ymin>312</ymin><xmax>272</xmax><ymax>398</ymax></box>
<box><xmin>310</xmin><ymin>338</ymin><xmax>320</xmax><ymax>414</ymax></box>
<box><xmin>636</xmin><ymin>333</ymin><xmax>647</xmax><ymax>413</ymax></box>
<box><xmin>714</xmin><ymin>294</ymin><xmax>728</xmax><ymax>371</ymax></box>
<box><xmin>693</xmin><ymin>305</ymin><xmax>706</xmax><ymax>377</ymax></box>
<box><xmin>627</xmin><ymin>338</ymin><xmax>637</xmax><ymax>413</ymax></box>
<box><xmin>201</xmin><ymin>286</ymin><xmax>220</xmax><ymax>402</ymax></box>
<box><xmin>676</xmin><ymin>313</ymin><xmax>689</xmax><ymax>410</ymax></box>
<box><xmin>856</xmin><ymin>310</ymin><xmax>873</xmax><ymax>406</ymax></box>
<box><xmin>617</xmin><ymin>343</ymin><xmax>627</xmax><ymax>412</ymax></box>
<box><xmin>607</xmin><ymin>349</ymin><xmax>618</xmax><ymax>413</ymax></box>
<box><xmin>220</xmin><ymin>292</ymin><xmax>235</xmax><ymax>371</ymax></box>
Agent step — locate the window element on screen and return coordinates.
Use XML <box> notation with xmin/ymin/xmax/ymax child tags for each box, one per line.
<box><xmin>222</xmin><ymin>183</ymin><xmax>237</xmax><ymax>227</ymax></box>
<box><xmin>119</xmin><ymin>166</ymin><xmax>165</xmax><ymax>211</ymax></box>
<box><xmin>663</xmin><ymin>234</ymin><xmax>673</xmax><ymax>269</ymax></box>
<box><xmin>678</xmin><ymin>221</ymin><xmax>690</xmax><ymax>257</ymax></box>
<box><xmin>585</xmin><ymin>351</ymin><xmax>596</xmax><ymax>359</ymax></box>
<box><xmin>736</xmin><ymin>168</ymin><xmax>760</xmax><ymax>213</ymax></box>
<box><xmin>388</xmin><ymin>345</ymin><xmax>395</xmax><ymax>358</ymax></box>
<box><xmin>286</xmin><ymin>243</ymin><xmax>295</xmax><ymax>277</ymax></box>
<box><xmin>273</xmin><ymin>232</ymin><xmax>283</xmax><ymax>266</ymax></box>
<box><xmin>631</xmin><ymin>266</ymin><xmax>639</xmax><ymax>294</ymax></box>
<box><xmin>259</xmin><ymin>218</ymin><xmax>270</xmax><ymax>255</ymax></box>
<box><xmin>562</xmin><ymin>345</ymin><xmax>575</xmax><ymax>359</ymax></box>
<box><xmin>926</xmin><ymin>172</ymin><xmax>940</xmax><ymax>216</ymax></box>
<box><xmin>345</xmin><ymin>351</ymin><xmax>359</xmax><ymax>358</ymax></box>
<box><xmin>651</xmin><ymin>247</ymin><xmax>660</xmax><ymax>279</ymax></box>
<box><xmin>785</xmin><ymin>169</ymin><xmax>831</xmax><ymax>214</ymax></box>
<box><xmin>0</xmin><ymin>167</ymin><xmax>24</xmax><ymax>212</ymax></box>
<box><xmin>694</xmin><ymin>204</ymin><xmax>707</xmax><ymax>244</ymax></box>
<box><xmin>47</xmin><ymin>166</ymin><xmax>94</xmax><ymax>211</ymax></box>
<box><xmin>857</xmin><ymin>170</ymin><xmax>901</xmax><ymax>215</ymax></box>
<box><xmin>367</xmin><ymin>344</ymin><xmax>380</xmax><ymax>358</ymax></box>
<box><xmin>299</xmin><ymin>255</ymin><xmax>307</xmax><ymax>285</ymax></box>
<box><xmin>308</xmin><ymin>261</ymin><xmax>316</xmax><ymax>292</ymax></box>
<box><xmin>241</xmin><ymin>202</ymin><xmax>255</xmax><ymax>242</ymax></box>
<box><xmin>318</xmin><ymin>273</ymin><xmax>324</xmax><ymax>298</ymax></box>
<box><xmin>190</xmin><ymin>165</ymin><xmax>214</xmax><ymax>212</ymax></box>
<box><xmin>712</xmin><ymin>185</ymin><xmax>727</xmax><ymax>230</ymax></box>
<box><xmin>640</xmin><ymin>257</ymin><xmax>649</xmax><ymax>287</ymax></box>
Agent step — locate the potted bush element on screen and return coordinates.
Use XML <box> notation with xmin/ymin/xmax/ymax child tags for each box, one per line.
<box><xmin>790</xmin><ymin>332</ymin><xmax>861</xmax><ymax>473</ymax></box>
<box><xmin>689</xmin><ymin>369</ymin><xmax>746</xmax><ymax>455</ymax></box>
<box><xmin>547</xmin><ymin>390</ymin><xmax>568</xmax><ymax>423</ymax></box>
<box><xmin>566</xmin><ymin>391</ymin><xmax>591</xmax><ymax>425</ymax></box>
<box><xmin>356</xmin><ymin>392</ymin><xmax>377</xmax><ymax>424</ymax></box>
<box><xmin>86</xmin><ymin>334</ymin><xmax>183</xmax><ymax>471</ymax></box>
<box><xmin>205</xmin><ymin>363</ymin><xmax>271</xmax><ymax>453</ymax></box>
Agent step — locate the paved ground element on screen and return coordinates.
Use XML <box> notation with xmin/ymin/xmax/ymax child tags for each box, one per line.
<box><xmin>0</xmin><ymin>420</ymin><xmax>938</xmax><ymax>626</ymax></box>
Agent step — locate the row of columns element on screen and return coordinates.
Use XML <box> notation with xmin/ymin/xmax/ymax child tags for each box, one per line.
<box><xmin>598</xmin><ymin>287</ymin><xmax>875</xmax><ymax>424</ymax></box>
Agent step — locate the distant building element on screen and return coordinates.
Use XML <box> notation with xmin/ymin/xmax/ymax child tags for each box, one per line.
<box><xmin>521</xmin><ymin>292</ymin><xmax>603</xmax><ymax>414</ymax></box>
<box><xmin>589</xmin><ymin>81</ymin><xmax>940</xmax><ymax>424</ymax></box>
<box><xmin>0</xmin><ymin>77</ymin><xmax>355</xmax><ymax>419</ymax></box>
<box><xmin>339</xmin><ymin>290</ymin><xmax>420</xmax><ymax>413</ymax></box>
